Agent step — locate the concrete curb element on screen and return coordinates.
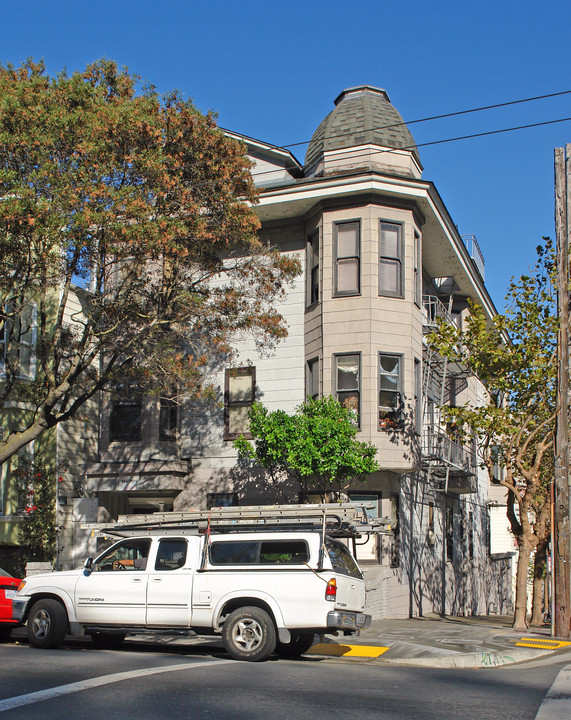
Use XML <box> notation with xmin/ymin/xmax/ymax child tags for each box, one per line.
<box><xmin>381</xmin><ymin>647</ymin><xmax>553</xmax><ymax>668</ymax></box>
<box><xmin>306</xmin><ymin>641</ymin><xmax>561</xmax><ymax>668</ymax></box>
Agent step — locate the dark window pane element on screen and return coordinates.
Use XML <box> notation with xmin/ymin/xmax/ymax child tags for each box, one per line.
<box><xmin>159</xmin><ymin>399</ymin><xmax>177</xmax><ymax>441</ymax></box>
<box><xmin>110</xmin><ymin>401</ymin><xmax>141</xmax><ymax>442</ymax></box>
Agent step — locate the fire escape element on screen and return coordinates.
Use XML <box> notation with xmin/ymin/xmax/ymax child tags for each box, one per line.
<box><xmin>421</xmin><ymin>294</ymin><xmax>477</xmax><ymax>494</ymax></box>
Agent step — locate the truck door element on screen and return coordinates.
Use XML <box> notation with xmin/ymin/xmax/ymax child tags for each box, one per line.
<box><xmin>75</xmin><ymin>538</ymin><xmax>151</xmax><ymax>625</ymax></box>
<box><xmin>146</xmin><ymin>538</ymin><xmax>193</xmax><ymax>626</ymax></box>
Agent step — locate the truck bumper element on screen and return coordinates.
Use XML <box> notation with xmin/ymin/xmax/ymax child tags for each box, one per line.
<box><xmin>327</xmin><ymin>610</ymin><xmax>371</xmax><ymax>631</ymax></box>
<box><xmin>12</xmin><ymin>598</ymin><xmax>28</xmax><ymax>622</ymax></box>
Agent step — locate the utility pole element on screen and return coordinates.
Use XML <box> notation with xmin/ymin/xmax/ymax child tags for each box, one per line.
<box><xmin>554</xmin><ymin>145</ymin><xmax>570</xmax><ymax>638</ymax></box>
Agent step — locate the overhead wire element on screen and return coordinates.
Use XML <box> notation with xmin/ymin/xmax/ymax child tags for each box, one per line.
<box><xmin>249</xmin><ymin>116</ymin><xmax>571</xmax><ymax>181</ymax></box>
<box><xmin>242</xmin><ymin>89</ymin><xmax>571</xmax><ymax>181</ymax></box>
<box><xmin>282</xmin><ymin>89</ymin><xmax>571</xmax><ymax>149</ymax></box>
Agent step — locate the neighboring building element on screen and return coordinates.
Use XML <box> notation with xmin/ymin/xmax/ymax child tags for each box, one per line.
<box><xmin>0</xmin><ymin>286</ymin><xmax>99</xmax><ymax>574</ymax></box>
<box><xmin>73</xmin><ymin>86</ymin><xmax>512</xmax><ymax>617</ymax></box>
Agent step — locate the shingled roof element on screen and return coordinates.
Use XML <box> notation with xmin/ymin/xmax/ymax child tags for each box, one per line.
<box><xmin>305</xmin><ymin>86</ymin><xmax>420</xmax><ymax>170</ymax></box>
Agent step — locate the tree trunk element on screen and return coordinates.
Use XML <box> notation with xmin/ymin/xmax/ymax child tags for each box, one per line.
<box><xmin>513</xmin><ymin>542</ymin><xmax>532</xmax><ymax>630</ymax></box>
<box><xmin>530</xmin><ymin>539</ymin><xmax>548</xmax><ymax>626</ymax></box>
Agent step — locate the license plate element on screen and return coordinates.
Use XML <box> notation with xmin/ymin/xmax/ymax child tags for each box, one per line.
<box><xmin>4</xmin><ymin>589</ymin><xmax>17</xmax><ymax>600</ymax></box>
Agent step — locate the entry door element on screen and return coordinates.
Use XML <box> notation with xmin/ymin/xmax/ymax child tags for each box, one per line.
<box><xmin>146</xmin><ymin>538</ymin><xmax>192</xmax><ymax>626</ymax></box>
<box><xmin>75</xmin><ymin>538</ymin><xmax>151</xmax><ymax>625</ymax></box>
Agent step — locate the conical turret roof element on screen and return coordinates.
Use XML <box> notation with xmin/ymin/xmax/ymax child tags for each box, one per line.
<box><xmin>305</xmin><ymin>86</ymin><xmax>420</xmax><ymax>171</ymax></box>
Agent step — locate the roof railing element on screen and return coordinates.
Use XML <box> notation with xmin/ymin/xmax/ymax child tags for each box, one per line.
<box><xmin>461</xmin><ymin>234</ymin><xmax>485</xmax><ymax>280</ymax></box>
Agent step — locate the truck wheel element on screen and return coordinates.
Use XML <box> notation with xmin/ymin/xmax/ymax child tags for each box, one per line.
<box><xmin>222</xmin><ymin>606</ymin><xmax>276</xmax><ymax>662</ymax></box>
<box><xmin>90</xmin><ymin>632</ymin><xmax>126</xmax><ymax>650</ymax></box>
<box><xmin>276</xmin><ymin>632</ymin><xmax>315</xmax><ymax>658</ymax></box>
<box><xmin>27</xmin><ymin>599</ymin><xmax>68</xmax><ymax>649</ymax></box>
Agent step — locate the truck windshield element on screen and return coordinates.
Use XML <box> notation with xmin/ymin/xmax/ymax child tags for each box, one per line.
<box><xmin>325</xmin><ymin>538</ymin><xmax>362</xmax><ymax>579</ymax></box>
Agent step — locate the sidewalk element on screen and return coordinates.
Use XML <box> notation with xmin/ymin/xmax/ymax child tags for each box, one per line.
<box><xmin>307</xmin><ymin>614</ymin><xmax>571</xmax><ymax>668</ymax></box>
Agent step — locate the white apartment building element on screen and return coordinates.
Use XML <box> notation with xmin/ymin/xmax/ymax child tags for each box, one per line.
<box><xmin>71</xmin><ymin>86</ymin><xmax>513</xmax><ymax>618</ymax></box>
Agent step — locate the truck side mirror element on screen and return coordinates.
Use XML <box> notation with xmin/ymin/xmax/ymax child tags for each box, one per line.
<box><xmin>83</xmin><ymin>557</ymin><xmax>93</xmax><ymax>575</ymax></box>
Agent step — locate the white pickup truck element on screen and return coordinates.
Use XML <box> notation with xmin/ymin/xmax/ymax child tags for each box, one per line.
<box><xmin>13</xmin><ymin>505</ymin><xmax>379</xmax><ymax>661</ymax></box>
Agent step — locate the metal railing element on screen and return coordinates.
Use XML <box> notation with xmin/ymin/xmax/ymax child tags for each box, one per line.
<box><xmin>421</xmin><ymin>427</ymin><xmax>476</xmax><ymax>475</ymax></box>
<box><xmin>422</xmin><ymin>295</ymin><xmax>454</xmax><ymax>328</ymax></box>
<box><xmin>461</xmin><ymin>234</ymin><xmax>485</xmax><ymax>280</ymax></box>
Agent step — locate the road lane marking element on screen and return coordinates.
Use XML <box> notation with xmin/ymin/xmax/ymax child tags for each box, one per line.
<box><xmin>535</xmin><ymin>664</ymin><xmax>571</xmax><ymax>719</ymax></box>
<box><xmin>0</xmin><ymin>659</ymin><xmax>233</xmax><ymax>712</ymax></box>
<box><xmin>306</xmin><ymin>642</ymin><xmax>389</xmax><ymax>658</ymax></box>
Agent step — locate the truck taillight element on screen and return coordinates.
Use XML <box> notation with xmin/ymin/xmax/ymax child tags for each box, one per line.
<box><xmin>325</xmin><ymin>578</ymin><xmax>337</xmax><ymax>601</ymax></box>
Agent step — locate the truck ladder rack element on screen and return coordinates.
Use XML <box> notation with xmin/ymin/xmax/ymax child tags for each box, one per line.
<box><xmin>83</xmin><ymin>503</ymin><xmax>391</xmax><ymax>538</ymax></box>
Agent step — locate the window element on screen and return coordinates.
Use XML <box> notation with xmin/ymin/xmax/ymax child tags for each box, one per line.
<box><xmin>446</xmin><ymin>503</ymin><xmax>454</xmax><ymax>561</ymax></box>
<box><xmin>207</xmin><ymin>492</ymin><xmax>237</xmax><ymax>509</ymax></box>
<box><xmin>306</xmin><ymin>357</ymin><xmax>319</xmax><ymax>400</ymax></box>
<box><xmin>379</xmin><ymin>354</ymin><xmax>402</xmax><ymax>429</ymax></box>
<box><xmin>210</xmin><ymin>540</ymin><xmax>309</xmax><ymax>565</ymax></box>
<box><xmin>307</xmin><ymin>231</ymin><xmax>320</xmax><ymax>304</ymax></box>
<box><xmin>325</xmin><ymin>538</ymin><xmax>363</xmax><ymax>579</ymax></box>
<box><xmin>427</xmin><ymin>501</ymin><xmax>435</xmax><ymax>547</ymax></box>
<box><xmin>414</xmin><ymin>357</ymin><xmax>422</xmax><ymax>434</ymax></box>
<box><xmin>335</xmin><ymin>354</ymin><xmax>360</xmax><ymax>422</ymax></box>
<box><xmin>334</xmin><ymin>221</ymin><xmax>360</xmax><ymax>296</ymax></box>
<box><xmin>1</xmin><ymin>301</ymin><xmax>37</xmax><ymax>379</ymax></box>
<box><xmin>414</xmin><ymin>231</ymin><xmax>421</xmax><ymax>306</ymax></box>
<box><xmin>390</xmin><ymin>494</ymin><xmax>400</xmax><ymax>568</ymax></box>
<box><xmin>110</xmin><ymin>390</ymin><xmax>142</xmax><ymax>442</ymax></box>
<box><xmin>224</xmin><ymin>367</ymin><xmax>255</xmax><ymax>440</ymax></box>
<box><xmin>94</xmin><ymin>539</ymin><xmax>151</xmax><ymax>572</ymax></box>
<box><xmin>350</xmin><ymin>493</ymin><xmax>381</xmax><ymax>563</ymax></box>
<box><xmin>379</xmin><ymin>222</ymin><xmax>403</xmax><ymax>297</ymax></box>
<box><xmin>159</xmin><ymin>397</ymin><xmax>178</xmax><ymax>441</ymax></box>
<box><xmin>155</xmin><ymin>539</ymin><xmax>187</xmax><ymax>571</ymax></box>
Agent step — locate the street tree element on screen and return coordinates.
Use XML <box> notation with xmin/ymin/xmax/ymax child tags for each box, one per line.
<box><xmin>234</xmin><ymin>395</ymin><xmax>380</xmax><ymax>502</ymax></box>
<box><xmin>428</xmin><ymin>240</ymin><xmax>557</xmax><ymax>630</ymax></box>
<box><xmin>0</xmin><ymin>59</ymin><xmax>300</xmax><ymax>465</ymax></box>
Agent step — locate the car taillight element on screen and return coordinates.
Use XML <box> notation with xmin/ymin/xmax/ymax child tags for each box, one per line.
<box><xmin>325</xmin><ymin>578</ymin><xmax>337</xmax><ymax>601</ymax></box>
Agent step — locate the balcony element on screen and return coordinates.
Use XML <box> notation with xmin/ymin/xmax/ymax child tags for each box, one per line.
<box><xmin>421</xmin><ymin>427</ymin><xmax>477</xmax><ymax>494</ymax></box>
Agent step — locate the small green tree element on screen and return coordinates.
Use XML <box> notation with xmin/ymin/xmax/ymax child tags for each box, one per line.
<box><xmin>234</xmin><ymin>396</ymin><xmax>380</xmax><ymax>502</ymax></box>
<box><xmin>428</xmin><ymin>240</ymin><xmax>557</xmax><ymax>630</ymax></box>
<box><xmin>14</xmin><ymin>457</ymin><xmax>63</xmax><ymax>573</ymax></box>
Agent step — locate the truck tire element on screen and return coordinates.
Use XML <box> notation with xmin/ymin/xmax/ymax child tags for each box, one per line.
<box><xmin>90</xmin><ymin>632</ymin><xmax>126</xmax><ymax>650</ymax></box>
<box><xmin>276</xmin><ymin>632</ymin><xmax>315</xmax><ymax>658</ymax></box>
<box><xmin>27</xmin><ymin>599</ymin><xmax>68</xmax><ymax>649</ymax></box>
<box><xmin>222</xmin><ymin>606</ymin><xmax>276</xmax><ymax>662</ymax></box>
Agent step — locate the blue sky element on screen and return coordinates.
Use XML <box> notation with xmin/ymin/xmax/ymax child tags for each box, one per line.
<box><xmin>2</xmin><ymin>0</ymin><xmax>570</xmax><ymax>309</ymax></box>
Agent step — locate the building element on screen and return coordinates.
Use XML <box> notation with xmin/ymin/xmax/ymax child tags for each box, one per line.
<box><xmin>0</xmin><ymin>285</ymin><xmax>99</xmax><ymax>574</ymax></box>
<box><xmin>70</xmin><ymin>86</ymin><xmax>512</xmax><ymax>617</ymax></box>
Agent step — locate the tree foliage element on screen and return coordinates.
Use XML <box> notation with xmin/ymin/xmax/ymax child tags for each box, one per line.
<box><xmin>14</xmin><ymin>456</ymin><xmax>63</xmax><ymax>572</ymax></box>
<box><xmin>0</xmin><ymin>59</ymin><xmax>300</xmax><ymax>465</ymax></box>
<box><xmin>234</xmin><ymin>396</ymin><xmax>380</xmax><ymax>502</ymax></box>
<box><xmin>428</xmin><ymin>239</ymin><xmax>557</xmax><ymax>629</ymax></box>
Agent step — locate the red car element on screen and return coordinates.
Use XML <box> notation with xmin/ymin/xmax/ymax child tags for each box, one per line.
<box><xmin>0</xmin><ymin>568</ymin><xmax>21</xmax><ymax>642</ymax></box>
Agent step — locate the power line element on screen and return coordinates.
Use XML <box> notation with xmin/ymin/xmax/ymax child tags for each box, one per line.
<box><xmin>249</xmin><ymin>115</ymin><xmax>571</xmax><ymax>181</ymax></box>
<box><xmin>282</xmin><ymin>89</ymin><xmax>571</xmax><ymax>149</ymax></box>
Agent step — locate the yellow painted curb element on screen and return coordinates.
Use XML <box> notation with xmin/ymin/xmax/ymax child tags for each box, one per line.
<box><xmin>306</xmin><ymin>643</ymin><xmax>390</xmax><ymax>658</ymax></box>
<box><xmin>516</xmin><ymin>638</ymin><xmax>571</xmax><ymax>650</ymax></box>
